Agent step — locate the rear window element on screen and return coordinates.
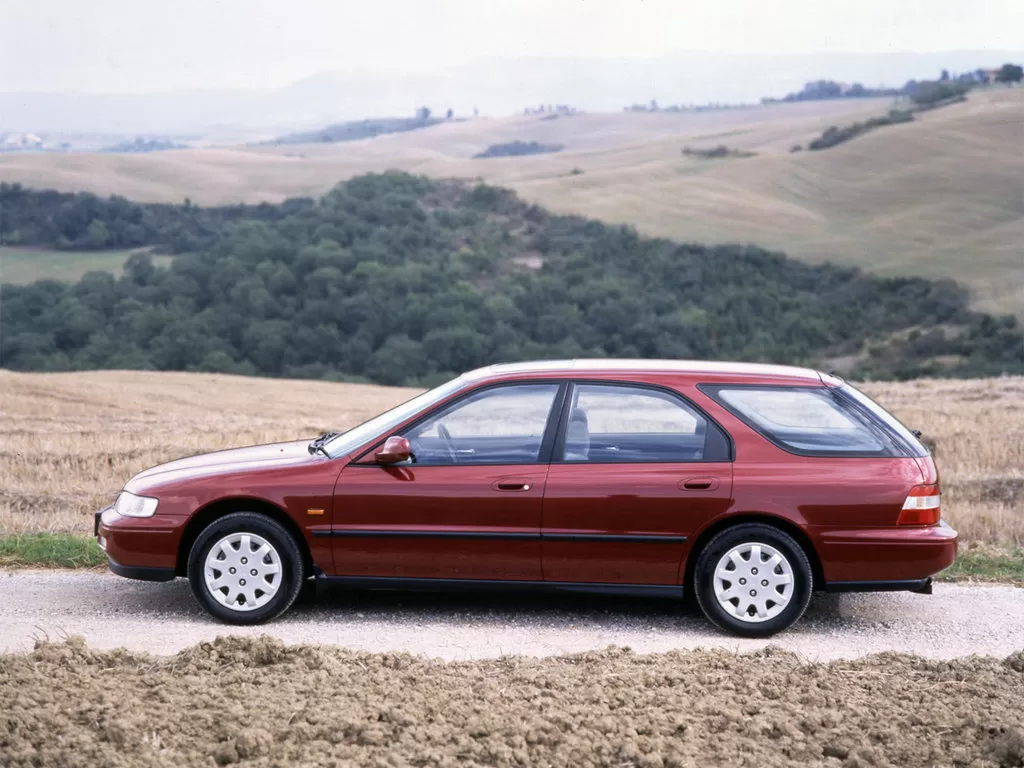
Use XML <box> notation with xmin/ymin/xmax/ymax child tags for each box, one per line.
<box><xmin>701</xmin><ymin>385</ymin><xmax>914</xmax><ymax>457</ymax></box>
<box><xmin>839</xmin><ymin>383</ymin><xmax>930</xmax><ymax>457</ymax></box>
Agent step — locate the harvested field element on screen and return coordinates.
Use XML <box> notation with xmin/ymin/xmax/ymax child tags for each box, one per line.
<box><xmin>860</xmin><ymin>377</ymin><xmax>1024</xmax><ymax>547</ymax></box>
<box><xmin>1</xmin><ymin>636</ymin><xmax>1022</xmax><ymax>768</ymax></box>
<box><xmin>1</xmin><ymin>370</ymin><xmax>1022</xmax><ymax>547</ymax></box>
<box><xmin>0</xmin><ymin>370</ymin><xmax>411</xmax><ymax>535</ymax></box>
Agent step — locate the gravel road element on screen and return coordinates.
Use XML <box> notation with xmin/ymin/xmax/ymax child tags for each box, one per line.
<box><xmin>1</xmin><ymin>569</ymin><xmax>1021</xmax><ymax>659</ymax></box>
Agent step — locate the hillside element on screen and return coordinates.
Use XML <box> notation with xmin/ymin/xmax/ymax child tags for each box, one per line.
<box><xmin>0</xmin><ymin>91</ymin><xmax>1020</xmax><ymax>314</ymax></box>
<box><xmin>2</xmin><ymin>172</ymin><xmax>1022</xmax><ymax>383</ymax></box>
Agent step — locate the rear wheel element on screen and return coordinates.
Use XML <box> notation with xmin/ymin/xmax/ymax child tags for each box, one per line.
<box><xmin>187</xmin><ymin>512</ymin><xmax>304</xmax><ymax>624</ymax></box>
<box><xmin>693</xmin><ymin>523</ymin><xmax>813</xmax><ymax>637</ymax></box>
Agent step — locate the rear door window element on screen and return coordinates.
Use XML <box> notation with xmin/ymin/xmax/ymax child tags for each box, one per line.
<box><xmin>557</xmin><ymin>383</ymin><xmax>731</xmax><ymax>462</ymax></box>
<box><xmin>702</xmin><ymin>385</ymin><xmax>903</xmax><ymax>457</ymax></box>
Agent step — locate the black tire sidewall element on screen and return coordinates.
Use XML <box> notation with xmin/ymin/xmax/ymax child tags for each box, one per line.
<box><xmin>694</xmin><ymin>524</ymin><xmax>813</xmax><ymax>637</ymax></box>
<box><xmin>187</xmin><ymin>512</ymin><xmax>303</xmax><ymax>625</ymax></box>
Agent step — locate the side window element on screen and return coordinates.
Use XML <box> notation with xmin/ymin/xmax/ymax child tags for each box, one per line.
<box><xmin>708</xmin><ymin>386</ymin><xmax>894</xmax><ymax>456</ymax></box>
<box><xmin>560</xmin><ymin>384</ymin><xmax>718</xmax><ymax>462</ymax></box>
<box><xmin>404</xmin><ymin>384</ymin><xmax>559</xmax><ymax>465</ymax></box>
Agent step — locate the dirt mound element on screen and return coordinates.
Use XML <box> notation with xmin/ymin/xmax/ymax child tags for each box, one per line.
<box><xmin>2</xmin><ymin>636</ymin><xmax>1023</xmax><ymax>767</ymax></box>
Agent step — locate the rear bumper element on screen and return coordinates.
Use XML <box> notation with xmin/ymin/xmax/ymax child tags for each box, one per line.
<box><xmin>825</xmin><ymin>577</ymin><xmax>933</xmax><ymax>594</ymax></box>
<box><xmin>818</xmin><ymin>520</ymin><xmax>958</xmax><ymax>584</ymax></box>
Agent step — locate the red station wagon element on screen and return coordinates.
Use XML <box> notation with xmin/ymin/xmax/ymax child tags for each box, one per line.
<box><xmin>96</xmin><ymin>360</ymin><xmax>957</xmax><ymax>636</ymax></box>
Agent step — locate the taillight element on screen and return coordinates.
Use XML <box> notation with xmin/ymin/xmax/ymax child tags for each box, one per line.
<box><xmin>898</xmin><ymin>484</ymin><xmax>941</xmax><ymax>525</ymax></box>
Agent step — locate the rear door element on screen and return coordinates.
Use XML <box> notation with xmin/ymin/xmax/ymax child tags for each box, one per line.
<box><xmin>332</xmin><ymin>382</ymin><xmax>565</xmax><ymax>581</ymax></box>
<box><xmin>541</xmin><ymin>382</ymin><xmax>734</xmax><ymax>585</ymax></box>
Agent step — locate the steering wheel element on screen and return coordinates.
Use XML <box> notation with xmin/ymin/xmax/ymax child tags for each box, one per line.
<box><xmin>437</xmin><ymin>423</ymin><xmax>458</xmax><ymax>464</ymax></box>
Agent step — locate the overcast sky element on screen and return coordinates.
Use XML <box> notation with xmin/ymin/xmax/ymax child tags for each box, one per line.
<box><xmin>2</xmin><ymin>0</ymin><xmax>1022</xmax><ymax>94</ymax></box>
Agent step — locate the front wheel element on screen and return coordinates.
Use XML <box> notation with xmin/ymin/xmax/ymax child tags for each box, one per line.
<box><xmin>693</xmin><ymin>523</ymin><xmax>813</xmax><ymax>637</ymax></box>
<box><xmin>187</xmin><ymin>512</ymin><xmax>304</xmax><ymax>624</ymax></box>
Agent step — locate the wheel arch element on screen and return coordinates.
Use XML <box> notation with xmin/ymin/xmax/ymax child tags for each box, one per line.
<box><xmin>176</xmin><ymin>497</ymin><xmax>314</xmax><ymax>578</ymax></box>
<box><xmin>683</xmin><ymin>513</ymin><xmax>825</xmax><ymax>591</ymax></box>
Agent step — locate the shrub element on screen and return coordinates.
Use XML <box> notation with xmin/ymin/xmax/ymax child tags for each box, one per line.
<box><xmin>473</xmin><ymin>141</ymin><xmax>563</xmax><ymax>159</ymax></box>
<box><xmin>682</xmin><ymin>146</ymin><xmax>755</xmax><ymax>159</ymax></box>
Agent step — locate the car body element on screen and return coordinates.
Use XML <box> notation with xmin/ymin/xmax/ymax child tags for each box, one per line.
<box><xmin>96</xmin><ymin>359</ymin><xmax>957</xmax><ymax>636</ymax></box>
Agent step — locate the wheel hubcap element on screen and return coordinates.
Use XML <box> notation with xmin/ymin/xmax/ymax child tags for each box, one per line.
<box><xmin>713</xmin><ymin>542</ymin><xmax>795</xmax><ymax>623</ymax></box>
<box><xmin>204</xmin><ymin>532</ymin><xmax>282</xmax><ymax>612</ymax></box>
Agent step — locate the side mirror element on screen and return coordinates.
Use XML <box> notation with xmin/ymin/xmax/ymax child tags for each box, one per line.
<box><xmin>375</xmin><ymin>436</ymin><xmax>411</xmax><ymax>465</ymax></box>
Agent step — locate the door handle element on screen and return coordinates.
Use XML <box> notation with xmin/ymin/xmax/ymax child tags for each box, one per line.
<box><xmin>679</xmin><ymin>477</ymin><xmax>718</xmax><ymax>491</ymax></box>
<box><xmin>493</xmin><ymin>480</ymin><xmax>532</xmax><ymax>492</ymax></box>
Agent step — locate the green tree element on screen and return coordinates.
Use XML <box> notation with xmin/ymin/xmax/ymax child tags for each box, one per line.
<box><xmin>995</xmin><ymin>63</ymin><xmax>1023</xmax><ymax>83</ymax></box>
<box><xmin>1</xmin><ymin>172</ymin><xmax>1021</xmax><ymax>382</ymax></box>
<box><xmin>368</xmin><ymin>335</ymin><xmax>428</xmax><ymax>385</ymax></box>
<box><xmin>86</xmin><ymin>219</ymin><xmax>111</xmax><ymax>247</ymax></box>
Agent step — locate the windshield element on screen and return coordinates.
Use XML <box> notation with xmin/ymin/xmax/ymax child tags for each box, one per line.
<box><xmin>322</xmin><ymin>375</ymin><xmax>469</xmax><ymax>459</ymax></box>
<box><xmin>839</xmin><ymin>383</ymin><xmax>930</xmax><ymax>457</ymax></box>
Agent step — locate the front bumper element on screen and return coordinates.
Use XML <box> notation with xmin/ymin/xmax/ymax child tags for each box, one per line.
<box><xmin>95</xmin><ymin>505</ymin><xmax>180</xmax><ymax>580</ymax></box>
<box><xmin>108</xmin><ymin>556</ymin><xmax>176</xmax><ymax>582</ymax></box>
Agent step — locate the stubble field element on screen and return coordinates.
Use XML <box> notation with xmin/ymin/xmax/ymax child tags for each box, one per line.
<box><xmin>1</xmin><ymin>369</ymin><xmax>1021</xmax><ymax>547</ymax></box>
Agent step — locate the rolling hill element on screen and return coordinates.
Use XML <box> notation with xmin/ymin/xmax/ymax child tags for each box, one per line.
<box><xmin>2</xmin><ymin>172</ymin><xmax>1021</xmax><ymax>383</ymax></box>
<box><xmin>0</xmin><ymin>90</ymin><xmax>1021</xmax><ymax>315</ymax></box>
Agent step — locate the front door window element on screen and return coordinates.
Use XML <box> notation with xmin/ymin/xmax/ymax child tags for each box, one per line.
<box><xmin>405</xmin><ymin>383</ymin><xmax>560</xmax><ymax>465</ymax></box>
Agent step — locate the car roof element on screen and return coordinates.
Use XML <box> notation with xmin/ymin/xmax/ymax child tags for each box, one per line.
<box><xmin>464</xmin><ymin>359</ymin><xmax>825</xmax><ymax>384</ymax></box>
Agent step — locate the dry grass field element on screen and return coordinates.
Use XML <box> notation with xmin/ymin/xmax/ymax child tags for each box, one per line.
<box><xmin>0</xmin><ymin>245</ymin><xmax>173</xmax><ymax>285</ymax></box>
<box><xmin>1</xmin><ymin>90</ymin><xmax>1021</xmax><ymax>315</ymax></box>
<box><xmin>0</xmin><ymin>369</ymin><xmax>1021</xmax><ymax>547</ymax></box>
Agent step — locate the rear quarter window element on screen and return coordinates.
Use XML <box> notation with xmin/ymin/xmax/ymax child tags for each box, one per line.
<box><xmin>839</xmin><ymin>383</ymin><xmax>930</xmax><ymax>457</ymax></box>
<box><xmin>700</xmin><ymin>384</ymin><xmax>910</xmax><ymax>457</ymax></box>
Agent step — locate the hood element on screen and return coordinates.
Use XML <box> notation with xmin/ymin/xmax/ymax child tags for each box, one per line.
<box><xmin>125</xmin><ymin>440</ymin><xmax>323</xmax><ymax>494</ymax></box>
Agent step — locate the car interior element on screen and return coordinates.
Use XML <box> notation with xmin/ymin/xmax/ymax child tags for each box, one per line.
<box><xmin>403</xmin><ymin>407</ymin><xmax>713</xmax><ymax>464</ymax></box>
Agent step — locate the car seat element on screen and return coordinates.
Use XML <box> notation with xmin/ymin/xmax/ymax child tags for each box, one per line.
<box><xmin>563</xmin><ymin>409</ymin><xmax>590</xmax><ymax>461</ymax></box>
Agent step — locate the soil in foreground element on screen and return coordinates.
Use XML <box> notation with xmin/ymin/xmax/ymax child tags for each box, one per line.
<box><xmin>1</xmin><ymin>637</ymin><xmax>1023</xmax><ymax>768</ymax></box>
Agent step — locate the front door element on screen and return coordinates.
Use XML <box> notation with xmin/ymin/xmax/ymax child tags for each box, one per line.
<box><xmin>541</xmin><ymin>382</ymin><xmax>734</xmax><ymax>585</ymax></box>
<box><xmin>332</xmin><ymin>382</ymin><xmax>564</xmax><ymax>581</ymax></box>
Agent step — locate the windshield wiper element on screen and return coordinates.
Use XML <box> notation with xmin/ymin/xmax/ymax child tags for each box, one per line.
<box><xmin>307</xmin><ymin>431</ymin><xmax>342</xmax><ymax>456</ymax></box>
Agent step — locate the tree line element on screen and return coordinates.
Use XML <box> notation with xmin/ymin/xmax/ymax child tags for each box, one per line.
<box><xmin>802</xmin><ymin>74</ymin><xmax>993</xmax><ymax>152</ymax></box>
<box><xmin>767</xmin><ymin>63</ymin><xmax>1023</xmax><ymax>104</ymax></box>
<box><xmin>1</xmin><ymin>173</ymin><xmax>1022</xmax><ymax>385</ymax></box>
<box><xmin>0</xmin><ymin>182</ymin><xmax>306</xmax><ymax>251</ymax></box>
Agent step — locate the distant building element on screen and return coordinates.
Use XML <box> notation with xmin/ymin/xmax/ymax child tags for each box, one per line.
<box><xmin>1</xmin><ymin>132</ymin><xmax>44</xmax><ymax>150</ymax></box>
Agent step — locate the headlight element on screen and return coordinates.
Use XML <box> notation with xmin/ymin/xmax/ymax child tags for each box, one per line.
<box><xmin>114</xmin><ymin>491</ymin><xmax>159</xmax><ymax>518</ymax></box>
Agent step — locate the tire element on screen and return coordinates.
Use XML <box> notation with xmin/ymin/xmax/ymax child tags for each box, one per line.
<box><xmin>187</xmin><ymin>512</ymin><xmax>304</xmax><ymax>625</ymax></box>
<box><xmin>693</xmin><ymin>523</ymin><xmax>813</xmax><ymax>637</ymax></box>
